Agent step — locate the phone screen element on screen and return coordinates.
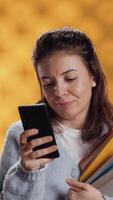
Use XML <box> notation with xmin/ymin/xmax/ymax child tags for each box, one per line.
<box><xmin>18</xmin><ymin>103</ymin><xmax>59</xmax><ymax>158</ymax></box>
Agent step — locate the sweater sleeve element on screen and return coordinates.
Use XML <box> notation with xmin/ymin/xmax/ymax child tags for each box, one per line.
<box><xmin>0</xmin><ymin>161</ymin><xmax>46</xmax><ymax>200</ymax></box>
<box><xmin>0</xmin><ymin>121</ymin><xmax>46</xmax><ymax>200</ymax></box>
<box><xmin>0</xmin><ymin>121</ymin><xmax>21</xmax><ymax>192</ymax></box>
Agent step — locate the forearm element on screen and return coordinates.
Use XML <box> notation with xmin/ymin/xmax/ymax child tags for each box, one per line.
<box><xmin>1</xmin><ymin>161</ymin><xmax>46</xmax><ymax>200</ymax></box>
<box><xmin>0</xmin><ymin>121</ymin><xmax>22</xmax><ymax>192</ymax></box>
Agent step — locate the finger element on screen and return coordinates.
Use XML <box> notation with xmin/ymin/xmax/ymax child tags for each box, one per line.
<box><xmin>28</xmin><ymin>145</ymin><xmax>58</xmax><ymax>159</ymax></box>
<box><xmin>66</xmin><ymin>178</ymin><xmax>89</xmax><ymax>190</ymax></box>
<box><xmin>67</xmin><ymin>189</ymin><xmax>78</xmax><ymax>199</ymax></box>
<box><xmin>20</xmin><ymin>129</ymin><xmax>38</xmax><ymax>146</ymax></box>
<box><xmin>70</xmin><ymin>187</ymin><xmax>82</xmax><ymax>192</ymax></box>
<box><xmin>22</xmin><ymin>158</ymin><xmax>53</xmax><ymax>171</ymax></box>
<box><xmin>27</xmin><ymin>136</ymin><xmax>53</xmax><ymax>149</ymax></box>
<box><xmin>20</xmin><ymin>144</ymin><xmax>33</xmax><ymax>156</ymax></box>
<box><xmin>20</xmin><ymin>136</ymin><xmax>53</xmax><ymax>156</ymax></box>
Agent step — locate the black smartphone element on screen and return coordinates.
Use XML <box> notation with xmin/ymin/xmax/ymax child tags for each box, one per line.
<box><xmin>18</xmin><ymin>103</ymin><xmax>59</xmax><ymax>158</ymax></box>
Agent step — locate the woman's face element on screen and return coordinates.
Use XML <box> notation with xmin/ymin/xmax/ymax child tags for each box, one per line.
<box><xmin>37</xmin><ymin>51</ymin><xmax>96</xmax><ymax>128</ymax></box>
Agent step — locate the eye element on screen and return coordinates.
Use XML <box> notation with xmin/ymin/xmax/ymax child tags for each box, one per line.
<box><xmin>43</xmin><ymin>82</ymin><xmax>55</xmax><ymax>89</ymax></box>
<box><xmin>65</xmin><ymin>77</ymin><xmax>77</xmax><ymax>81</ymax></box>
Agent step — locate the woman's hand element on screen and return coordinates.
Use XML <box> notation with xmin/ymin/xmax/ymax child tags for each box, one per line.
<box><xmin>19</xmin><ymin>129</ymin><xmax>58</xmax><ymax>171</ymax></box>
<box><xmin>66</xmin><ymin>178</ymin><xmax>104</xmax><ymax>200</ymax></box>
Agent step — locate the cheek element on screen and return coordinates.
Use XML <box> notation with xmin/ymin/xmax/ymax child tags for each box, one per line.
<box><xmin>73</xmin><ymin>80</ymin><xmax>93</xmax><ymax>98</ymax></box>
<box><xmin>43</xmin><ymin>89</ymin><xmax>55</xmax><ymax>103</ymax></box>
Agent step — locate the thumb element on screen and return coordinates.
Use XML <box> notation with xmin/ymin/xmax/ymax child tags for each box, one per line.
<box><xmin>66</xmin><ymin>178</ymin><xmax>88</xmax><ymax>190</ymax></box>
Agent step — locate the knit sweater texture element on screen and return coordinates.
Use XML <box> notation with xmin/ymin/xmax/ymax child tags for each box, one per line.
<box><xmin>0</xmin><ymin>120</ymin><xmax>113</xmax><ymax>200</ymax></box>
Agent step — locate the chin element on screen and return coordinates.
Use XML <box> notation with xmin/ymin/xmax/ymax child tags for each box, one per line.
<box><xmin>58</xmin><ymin>111</ymin><xmax>77</xmax><ymax>120</ymax></box>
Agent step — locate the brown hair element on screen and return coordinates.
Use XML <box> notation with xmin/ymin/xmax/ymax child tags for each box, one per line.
<box><xmin>32</xmin><ymin>27</ymin><xmax>113</xmax><ymax>142</ymax></box>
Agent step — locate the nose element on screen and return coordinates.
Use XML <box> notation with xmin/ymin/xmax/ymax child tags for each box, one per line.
<box><xmin>54</xmin><ymin>82</ymin><xmax>67</xmax><ymax>97</ymax></box>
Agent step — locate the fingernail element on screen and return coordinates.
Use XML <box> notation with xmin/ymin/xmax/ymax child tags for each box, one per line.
<box><xmin>33</xmin><ymin>129</ymin><xmax>38</xmax><ymax>133</ymax></box>
<box><xmin>22</xmin><ymin>137</ymin><xmax>27</xmax><ymax>144</ymax></box>
<box><xmin>54</xmin><ymin>145</ymin><xmax>58</xmax><ymax>150</ymax></box>
<box><xmin>48</xmin><ymin>136</ymin><xmax>53</xmax><ymax>141</ymax></box>
<box><xmin>66</xmin><ymin>178</ymin><xmax>73</xmax><ymax>182</ymax></box>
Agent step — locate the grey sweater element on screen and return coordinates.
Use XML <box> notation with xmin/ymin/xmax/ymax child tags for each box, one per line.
<box><xmin>0</xmin><ymin>121</ymin><xmax>112</xmax><ymax>200</ymax></box>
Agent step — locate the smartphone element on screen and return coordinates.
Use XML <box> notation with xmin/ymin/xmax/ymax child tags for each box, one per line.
<box><xmin>18</xmin><ymin>103</ymin><xmax>59</xmax><ymax>158</ymax></box>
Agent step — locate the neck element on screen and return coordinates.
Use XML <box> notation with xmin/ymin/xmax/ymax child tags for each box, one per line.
<box><xmin>56</xmin><ymin>108</ymin><xmax>89</xmax><ymax>130</ymax></box>
<box><xmin>56</xmin><ymin>116</ymin><xmax>85</xmax><ymax>130</ymax></box>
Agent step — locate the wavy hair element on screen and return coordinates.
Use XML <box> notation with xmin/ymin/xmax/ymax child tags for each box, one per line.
<box><xmin>32</xmin><ymin>27</ymin><xmax>113</xmax><ymax>142</ymax></box>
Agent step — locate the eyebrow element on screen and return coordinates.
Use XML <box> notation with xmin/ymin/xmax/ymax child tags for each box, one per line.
<box><xmin>41</xmin><ymin>69</ymin><xmax>78</xmax><ymax>79</ymax></box>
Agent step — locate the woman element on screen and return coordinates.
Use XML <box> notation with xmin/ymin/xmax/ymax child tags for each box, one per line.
<box><xmin>0</xmin><ymin>27</ymin><xmax>113</xmax><ymax>200</ymax></box>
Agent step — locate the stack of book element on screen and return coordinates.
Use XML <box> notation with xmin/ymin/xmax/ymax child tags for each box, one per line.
<box><xmin>79</xmin><ymin>129</ymin><xmax>113</xmax><ymax>196</ymax></box>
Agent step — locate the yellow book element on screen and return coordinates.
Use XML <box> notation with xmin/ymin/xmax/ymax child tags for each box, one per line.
<box><xmin>79</xmin><ymin>137</ymin><xmax>113</xmax><ymax>182</ymax></box>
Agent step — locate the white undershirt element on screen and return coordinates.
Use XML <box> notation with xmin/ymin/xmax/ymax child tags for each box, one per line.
<box><xmin>57</xmin><ymin>123</ymin><xmax>97</xmax><ymax>164</ymax></box>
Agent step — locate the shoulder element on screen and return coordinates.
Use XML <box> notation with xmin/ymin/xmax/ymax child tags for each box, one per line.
<box><xmin>7</xmin><ymin>120</ymin><xmax>23</xmax><ymax>135</ymax></box>
<box><xmin>5</xmin><ymin>120</ymin><xmax>24</xmax><ymax>143</ymax></box>
<box><xmin>7</xmin><ymin>120</ymin><xmax>23</xmax><ymax>132</ymax></box>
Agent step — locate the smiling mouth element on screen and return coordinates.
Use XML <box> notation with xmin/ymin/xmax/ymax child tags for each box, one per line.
<box><xmin>57</xmin><ymin>100</ymin><xmax>74</xmax><ymax>106</ymax></box>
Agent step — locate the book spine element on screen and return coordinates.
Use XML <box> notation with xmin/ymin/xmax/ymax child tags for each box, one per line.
<box><xmin>79</xmin><ymin>139</ymin><xmax>113</xmax><ymax>182</ymax></box>
<box><xmin>92</xmin><ymin>169</ymin><xmax>113</xmax><ymax>188</ymax></box>
<box><xmin>79</xmin><ymin>131</ymin><xmax>112</xmax><ymax>171</ymax></box>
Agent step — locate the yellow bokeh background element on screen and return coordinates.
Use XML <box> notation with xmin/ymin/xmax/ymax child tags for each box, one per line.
<box><xmin>0</xmin><ymin>0</ymin><xmax>113</xmax><ymax>152</ymax></box>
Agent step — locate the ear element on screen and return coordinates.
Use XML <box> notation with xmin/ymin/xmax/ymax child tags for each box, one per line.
<box><xmin>91</xmin><ymin>76</ymin><xmax>96</xmax><ymax>87</ymax></box>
